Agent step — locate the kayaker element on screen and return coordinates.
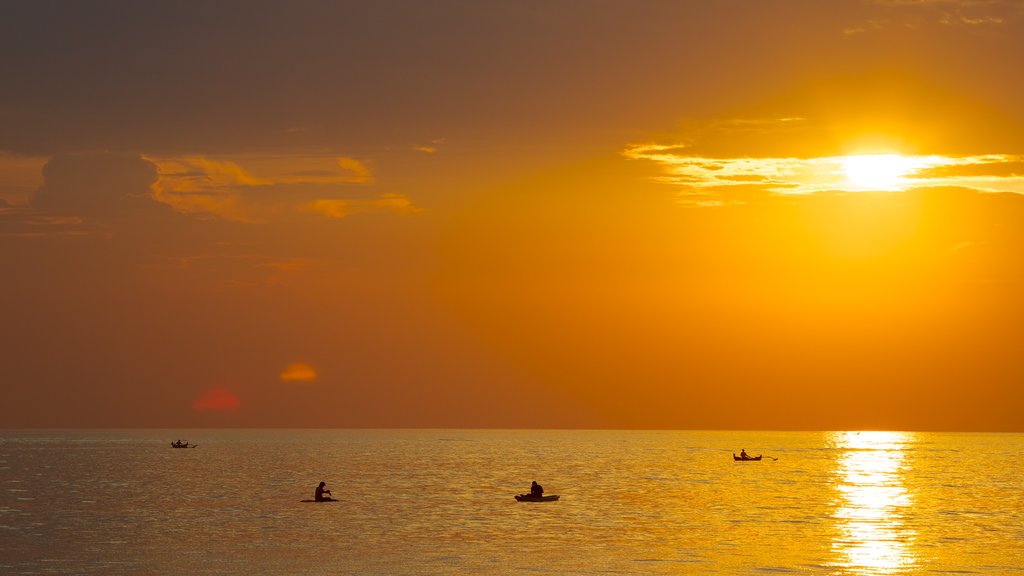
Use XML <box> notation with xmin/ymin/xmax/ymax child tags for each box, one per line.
<box><xmin>740</xmin><ymin>449</ymin><xmax>750</xmax><ymax>460</ymax></box>
<box><xmin>530</xmin><ymin>481</ymin><xmax>544</xmax><ymax>497</ymax></box>
<box><xmin>315</xmin><ymin>481</ymin><xmax>333</xmax><ymax>502</ymax></box>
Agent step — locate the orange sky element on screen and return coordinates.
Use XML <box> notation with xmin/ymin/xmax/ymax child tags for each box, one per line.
<box><xmin>2</xmin><ymin>1</ymin><xmax>1024</xmax><ymax>430</ymax></box>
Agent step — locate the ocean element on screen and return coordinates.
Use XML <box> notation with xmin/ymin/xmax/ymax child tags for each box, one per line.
<box><xmin>1</xmin><ymin>429</ymin><xmax>1022</xmax><ymax>575</ymax></box>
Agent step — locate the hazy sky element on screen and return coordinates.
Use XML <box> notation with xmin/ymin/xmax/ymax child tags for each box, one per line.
<box><xmin>3</xmin><ymin>0</ymin><xmax>1024</xmax><ymax>430</ymax></box>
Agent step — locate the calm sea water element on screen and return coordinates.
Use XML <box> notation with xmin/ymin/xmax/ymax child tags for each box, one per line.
<box><xmin>1</xmin><ymin>430</ymin><xmax>1022</xmax><ymax>575</ymax></box>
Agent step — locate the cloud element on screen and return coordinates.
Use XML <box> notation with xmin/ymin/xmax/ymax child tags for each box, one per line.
<box><xmin>624</xmin><ymin>145</ymin><xmax>1024</xmax><ymax>205</ymax></box>
<box><xmin>31</xmin><ymin>153</ymin><xmax>166</xmax><ymax>220</ymax></box>
<box><xmin>414</xmin><ymin>138</ymin><xmax>445</xmax><ymax>154</ymax></box>
<box><xmin>0</xmin><ymin>152</ymin><xmax>179</xmax><ymax>238</ymax></box>
<box><xmin>337</xmin><ymin>157</ymin><xmax>373</xmax><ymax>183</ymax></box>
<box><xmin>844</xmin><ymin>0</ymin><xmax>1019</xmax><ymax>33</ymax></box>
<box><xmin>843</xmin><ymin>20</ymin><xmax>892</xmax><ymax>35</ymax></box>
<box><xmin>0</xmin><ymin>205</ymin><xmax>85</xmax><ymax>238</ymax></box>
<box><xmin>628</xmin><ymin>117</ymin><xmax>831</xmax><ymax>160</ymax></box>
<box><xmin>280</xmin><ymin>362</ymin><xmax>318</xmax><ymax>383</ymax></box>
<box><xmin>307</xmin><ymin>194</ymin><xmax>420</xmax><ymax>219</ymax></box>
<box><xmin>0</xmin><ymin>152</ymin><xmax>47</xmax><ymax>205</ymax></box>
<box><xmin>914</xmin><ymin>159</ymin><xmax>1024</xmax><ymax>178</ymax></box>
<box><xmin>146</xmin><ymin>153</ymin><xmax>412</xmax><ymax>222</ymax></box>
<box><xmin>192</xmin><ymin>387</ymin><xmax>241</xmax><ymax>411</ymax></box>
<box><xmin>623</xmin><ymin>116</ymin><xmax>1024</xmax><ymax>204</ymax></box>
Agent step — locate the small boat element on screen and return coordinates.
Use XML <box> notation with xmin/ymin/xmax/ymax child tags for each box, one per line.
<box><xmin>733</xmin><ymin>454</ymin><xmax>761</xmax><ymax>461</ymax></box>
<box><xmin>171</xmin><ymin>441</ymin><xmax>196</xmax><ymax>448</ymax></box>
<box><xmin>515</xmin><ymin>494</ymin><xmax>560</xmax><ymax>502</ymax></box>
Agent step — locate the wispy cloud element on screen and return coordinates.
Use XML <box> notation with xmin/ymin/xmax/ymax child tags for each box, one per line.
<box><xmin>307</xmin><ymin>194</ymin><xmax>420</xmax><ymax>219</ymax></box>
<box><xmin>146</xmin><ymin>153</ymin><xmax>418</xmax><ymax>222</ymax></box>
<box><xmin>337</xmin><ymin>156</ymin><xmax>373</xmax><ymax>183</ymax></box>
<box><xmin>844</xmin><ymin>0</ymin><xmax>1019</xmax><ymax>33</ymax></box>
<box><xmin>414</xmin><ymin>138</ymin><xmax>445</xmax><ymax>154</ymax></box>
<box><xmin>144</xmin><ymin>253</ymin><xmax>321</xmax><ymax>285</ymax></box>
<box><xmin>0</xmin><ymin>202</ymin><xmax>87</xmax><ymax>237</ymax></box>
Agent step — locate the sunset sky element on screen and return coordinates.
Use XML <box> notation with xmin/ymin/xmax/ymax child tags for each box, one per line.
<box><xmin>2</xmin><ymin>1</ymin><xmax>1023</xmax><ymax>430</ymax></box>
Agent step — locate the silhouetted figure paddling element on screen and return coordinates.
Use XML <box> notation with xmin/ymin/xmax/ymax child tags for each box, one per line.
<box><xmin>315</xmin><ymin>481</ymin><xmax>335</xmax><ymax>502</ymax></box>
<box><xmin>734</xmin><ymin>449</ymin><xmax>763</xmax><ymax>461</ymax></box>
<box><xmin>515</xmin><ymin>480</ymin><xmax>559</xmax><ymax>502</ymax></box>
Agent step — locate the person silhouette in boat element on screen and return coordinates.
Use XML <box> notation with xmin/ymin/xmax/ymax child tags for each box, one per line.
<box><xmin>530</xmin><ymin>481</ymin><xmax>544</xmax><ymax>497</ymax></box>
<box><xmin>739</xmin><ymin>449</ymin><xmax>750</xmax><ymax>460</ymax></box>
<box><xmin>315</xmin><ymin>481</ymin><xmax>334</xmax><ymax>502</ymax></box>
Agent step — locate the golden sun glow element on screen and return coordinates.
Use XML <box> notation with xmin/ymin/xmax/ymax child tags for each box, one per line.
<box><xmin>841</xmin><ymin>154</ymin><xmax>922</xmax><ymax>191</ymax></box>
<box><xmin>623</xmin><ymin>133</ymin><xmax>1024</xmax><ymax>203</ymax></box>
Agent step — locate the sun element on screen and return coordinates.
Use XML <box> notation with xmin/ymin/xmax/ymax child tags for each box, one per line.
<box><xmin>841</xmin><ymin>154</ymin><xmax>920</xmax><ymax>190</ymax></box>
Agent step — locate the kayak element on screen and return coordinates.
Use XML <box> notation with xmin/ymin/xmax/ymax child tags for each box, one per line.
<box><xmin>171</xmin><ymin>443</ymin><xmax>196</xmax><ymax>448</ymax></box>
<box><xmin>300</xmin><ymin>499</ymin><xmax>338</xmax><ymax>503</ymax></box>
<box><xmin>515</xmin><ymin>494</ymin><xmax>560</xmax><ymax>502</ymax></box>
<box><xmin>733</xmin><ymin>455</ymin><xmax>762</xmax><ymax>461</ymax></box>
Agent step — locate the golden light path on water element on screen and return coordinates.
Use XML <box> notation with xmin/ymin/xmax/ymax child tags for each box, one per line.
<box><xmin>829</xmin><ymin>431</ymin><xmax>917</xmax><ymax>575</ymax></box>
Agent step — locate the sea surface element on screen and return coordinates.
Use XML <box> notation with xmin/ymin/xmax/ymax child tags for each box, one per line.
<box><xmin>1</xmin><ymin>429</ymin><xmax>1022</xmax><ymax>575</ymax></box>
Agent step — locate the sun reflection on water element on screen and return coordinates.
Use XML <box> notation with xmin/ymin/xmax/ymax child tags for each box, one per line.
<box><xmin>829</xmin><ymin>431</ymin><xmax>917</xmax><ymax>575</ymax></box>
